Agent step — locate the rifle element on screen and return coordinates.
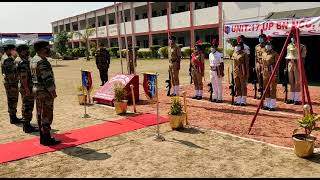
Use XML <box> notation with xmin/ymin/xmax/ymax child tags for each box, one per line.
<box><xmin>252</xmin><ymin>68</ymin><xmax>258</xmax><ymax>99</ymax></box>
<box><xmin>189</xmin><ymin>53</ymin><xmax>193</xmax><ymax>84</ymax></box>
<box><xmin>165</xmin><ymin>71</ymin><xmax>172</xmax><ymax>96</ymax></box>
<box><xmin>208</xmin><ymin>83</ymin><xmax>213</xmax><ymax>101</ymax></box>
<box><xmin>228</xmin><ymin>66</ymin><xmax>235</xmax><ymax>105</ymax></box>
<box><xmin>283</xmin><ymin>67</ymin><xmax>288</xmax><ymax>103</ymax></box>
<box><xmin>258</xmin><ymin>71</ymin><xmax>264</xmax><ymax>99</ymax></box>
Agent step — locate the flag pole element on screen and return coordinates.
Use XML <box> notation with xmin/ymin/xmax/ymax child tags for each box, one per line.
<box><xmin>114</xmin><ymin>2</ymin><xmax>123</xmax><ymax>74</ymax></box>
<box><xmin>130</xmin><ymin>2</ymin><xmax>136</xmax><ymax>75</ymax></box>
<box><xmin>121</xmin><ymin>3</ymin><xmax>129</xmax><ymax>74</ymax></box>
<box><xmin>154</xmin><ymin>72</ymin><xmax>165</xmax><ymax>141</ymax></box>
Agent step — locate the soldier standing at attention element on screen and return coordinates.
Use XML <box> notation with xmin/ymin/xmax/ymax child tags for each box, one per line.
<box><xmin>190</xmin><ymin>40</ymin><xmax>205</xmax><ymax>100</ymax></box>
<box><xmin>15</xmin><ymin>44</ymin><xmax>39</xmax><ymax>133</ymax></box>
<box><xmin>209</xmin><ymin>38</ymin><xmax>224</xmax><ymax>103</ymax></box>
<box><xmin>95</xmin><ymin>46</ymin><xmax>110</xmax><ymax>86</ymax></box>
<box><xmin>1</xmin><ymin>44</ymin><xmax>23</xmax><ymax>124</ymax></box>
<box><xmin>30</xmin><ymin>41</ymin><xmax>60</xmax><ymax>146</ymax></box>
<box><xmin>285</xmin><ymin>35</ymin><xmax>307</xmax><ymax>105</ymax></box>
<box><xmin>255</xmin><ymin>31</ymin><xmax>267</xmax><ymax>99</ymax></box>
<box><xmin>168</xmin><ymin>35</ymin><xmax>182</xmax><ymax>96</ymax></box>
<box><xmin>232</xmin><ymin>37</ymin><xmax>249</xmax><ymax>106</ymax></box>
<box><xmin>262</xmin><ymin>36</ymin><xmax>279</xmax><ymax>111</ymax></box>
<box><xmin>127</xmin><ymin>42</ymin><xmax>137</xmax><ymax>74</ymax></box>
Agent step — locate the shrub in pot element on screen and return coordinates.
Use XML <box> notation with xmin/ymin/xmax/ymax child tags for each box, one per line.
<box><xmin>168</xmin><ymin>96</ymin><xmax>186</xmax><ymax>130</ymax></box>
<box><xmin>292</xmin><ymin>105</ymin><xmax>320</xmax><ymax>158</ymax></box>
<box><xmin>113</xmin><ymin>82</ymin><xmax>128</xmax><ymax>114</ymax></box>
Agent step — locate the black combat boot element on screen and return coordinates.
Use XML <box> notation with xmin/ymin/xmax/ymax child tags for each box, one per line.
<box><xmin>211</xmin><ymin>99</ymin><xmax>217</xmax><ymax>103</ymax></box>
<box><xmin>192</xmin><ymin>95</ymin><xmax>198</xmax><ymax>99</ymax></box>
<box><xmin>216</xmin><ymin>99</ymin><xmax>223</xmax><ymax>103</ymax></box>
<box><xmin>41</xmin><ymin>132</ymin><xmax>61</xmax><ymax>146</ymax></box>
<box><xmin>286</xmin><ymin>100</ymin><xmax>294</xmax><ymax>104</ymax></box>
<box><xmin>10</xmin><ymin>114</ymin><xmax>23</xmax><ymax>124</ymax></box>
<box><xmin>294</xmin><ymin>101</ymin><xmax>302</xmax><ymax>105</ymax></box>
<box><xmin>23</xmin><ymin>120</ymin><xmax>39</xmax><ymax>133</ymax></box>
<box><xmin>196</xmin><ymin>96</ymin><xmax>202</xmax><ymax>100</ymax></box>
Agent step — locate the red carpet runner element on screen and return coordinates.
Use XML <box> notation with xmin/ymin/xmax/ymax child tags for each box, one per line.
<box><xmin>0</xmin><ymin>113</ymin><xmax>168</xmax><ymax>164</ymax></box>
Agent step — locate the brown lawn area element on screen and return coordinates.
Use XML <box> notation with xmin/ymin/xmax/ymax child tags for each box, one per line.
<box><xmin>0</xmin><ymin>57</ymin><xmax>320</xmax><ymax>178</ymax></box>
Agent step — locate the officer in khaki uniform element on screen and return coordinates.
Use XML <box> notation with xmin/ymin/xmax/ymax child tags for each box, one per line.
<box><xmin>31</xmin><ymin>41</ymin><xmax>60</xmax><ymax>146</ymax></box>
<box><xmin>95</xmin><ymin>47</ymin><xmax>110</xmax><ymax>86</ymax></box>
<box><xmin>255</xmin><ymin>32</ymin><xmax>267</xmax><ymax>99</ymax></box>
<box><xmin>1</xmin><ymin>44</ymin><xmax>23</xmax><ymax>124</ymax></box>
<box><xmin>261</xmin><ymin>37</ymin><xmax>279</xmax><ymax>111</ymax></box>
<box><xmin>168</xmin><ymin>36</ymin><xmax>182</xmax><ymax>96</ymax></box>
<box><xmin>232</xmin><ymin>38</ymin><xmax>249</xmax><ymax>106</ymax></box>
<box><xmin>127</xmin><ymin>44</ymin><xmax>137</xmax><ymax>74</ymax></box>
<box><xmin>285</xmin><ymin>37</ymin><xmax>307</xmax><ymax>105</ymax></box>
<box><xmin>15</xmin><ymin>44</ymin><xmax>39</xmax><ymax>133</ymax></box>
<box><xmin>191</xmin><ymin>41</ymin><xmax>205</xmax><ymax>100</ymax></box>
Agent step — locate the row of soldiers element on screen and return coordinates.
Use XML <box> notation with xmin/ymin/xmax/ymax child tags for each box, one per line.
<box><xmin>167</xmin><ymin>31</ymin><xmax>307</xmax><ymax>111</ymax></box>
<box><xmin>1</xmin><ymin>41</ymin><xmax>60</xmax><ymax>146</ymax></box>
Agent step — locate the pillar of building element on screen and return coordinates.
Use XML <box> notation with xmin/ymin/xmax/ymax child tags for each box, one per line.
<box><xmin>95</xmin><ymin>11</ymin><xmax>99</xmax><ymax>48</ymax></box>
<box><xmin>218</xmin><ymin>2</ymin><xmax>223</xmax><ymax>48</ymax></box>
<box><xmin>77</xmin><ymin>16</ymin><xmax>82</xmax><ymax>48</ymax></box>
<box><xmin>166</xmin><ymin>2</ymin><xmax>171</xmax><ymax>42</ymax></box>
<box><xmin>147</xmin><ymin>2</ymin><xmax>153</xmax><ymax>47</ymax></box>
<box><xmin>189</xmin><ymin>2</ymin><xmax>195</xmax><ymax>48</ymax></box>
<box><xmin>105</xmin><ymin>8</ymin><xmax>111</xmax><ymax>48</ymax></box>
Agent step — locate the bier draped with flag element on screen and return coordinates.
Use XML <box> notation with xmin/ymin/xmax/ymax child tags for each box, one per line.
<box><xmin>143</xmin><ymin>73</ymin><xmax>157</xmax><ymax>100</ymax></box>
<box><xmin>81</xmin><ymin>70</ymin><xmax>93</xmax><ymax>94</ymax></box>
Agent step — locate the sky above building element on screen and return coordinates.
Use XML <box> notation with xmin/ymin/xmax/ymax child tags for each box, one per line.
<box><xmin>0</xmin><ymin>2</ymin><xmax>114</xmax><ymax>33</ymax></box>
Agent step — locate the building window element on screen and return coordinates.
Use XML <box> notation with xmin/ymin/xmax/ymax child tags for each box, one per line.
<box><xmin>143</xmin><ymin>40</ymin><xmax>149</xmax><ymax>48</ymax></box>
<box><xmin>65</xmin><ymin>23</ymin><xmax>70</xmax><ymax>32</ymax></box>
<box><xmin>109</xmin><ymin>19</ymin><xmax>115</xmax><ymax>25</ymax></box>
<box><xmin>79</xmin><ymin>20</ymin><xmax>86</xmax><ymax>30</ymax></box>
<box><xmin>171</xmin><ymin>2</ymin><xmax>189</xmax><ymax>14</ymax></box>
<box><xmin>59</xmin><ymin>25</ymin><xmax>64</xmax><ymax>32</ymax></box>
<box><xmin>72</xmin><ymin>22</ymin><xmax>78</xmax><ymax>31</ymax></box>
<box><xmin>88</xmin><ymin>17</ymin><xmax>96</xmax><ymax>28</ymax></box>
<box><xmin>142</xmin><ymin>13</ymin><xmax>148</xmax><ymax>19</ymax></box>
<box><xmin>53</xmin><ymin>26</ymin><xmax>58</xmax><ymax>33</ymax></box>
<box><xmin>135</xmin><ymin>15</ymin><xmax>140</xmax><ymax>20</ymax></box>
<box><xmin>178</xmin><ymin>37</ymin><xmax>185</xmax><ymax>47</ymax></box>
<box><xmin>195</xmin><ymin>2</ymin><xmax>217</xmax><ymax>10</ymax></box>
<box><xmin>161</xmin><ymin>9</ymin><xmax>167</xmax><ymax>16</ymax></box>
<box><xmin>98</xmin><ymin>15</ymin><xmax>106</xmax><ymax>27</ymax></box>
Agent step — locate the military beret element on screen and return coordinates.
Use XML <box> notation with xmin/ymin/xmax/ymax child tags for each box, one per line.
<box><xmin>16</xmin><ymin>44</ymin><xmax>29</xmax><ymax>53</ymax></box>
<box><xmin>3</xmin><ymin>44</ymin><xmax>16</xmax><ymax>51</ymax></box>
<box><xmin>33</xmin><ymin>41</ymin><xmax>49</xmax><ymax>51</ymax></box>
<box><xmin>169</xmin><ymin>36</ymin><xmax>176</xmax><ymax>41</ymax></box>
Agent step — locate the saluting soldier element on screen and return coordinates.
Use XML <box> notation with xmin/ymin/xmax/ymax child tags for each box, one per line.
<box><xmin>168</xmin><ymin>35</ymin><xmax>182</xmax><ymax>96</ymax></box>
<box><xmin>261</xmin><ymin>36</ymin><xmax>279</xmax><ymax>111</ymax></box>
<box><xmin>190</xmin><ymin>40</ymin><xmax>205</xmax><ymax>100</ymax></box>
<box><xmin>209</xmin><ymin>38</ymin><xmax>224</xmax><ymax>103</ymax></box>
<box><xmin>231</xmin><ymin>37</ymin><xmax>249</xmax><ymax>106</ymax></box>
<box><xmin>127</xmin><ymin>41</ymin><xmax>137</xmax><ymax>74</ymax></box>
<box><xmin>15</xmin><ymin>44</ymin><xmax>39</xmax><ymax>133</ymax></box>
<box><xmin>1</xmin><ymin>44</ymin><xmax>23</xmax><ymax>124</ymax></box>
<box><xmin>30</xmin><ymin>41</ymin><xmax>60</xmax><ymax>146</ymax></box>
<box><xmin>95</xmin><ymin>46</ymin><xmax>110</xmax><ymax>86</ymax></box>
<box><xmin>255</xmin><ymin>31</ymin><xmax>267</xmax><ymax>99</ymax></box>
<box><xmin>285</xmin><ymin>35</ymin><xmax>307</xmax><ymax>105</ymax></box>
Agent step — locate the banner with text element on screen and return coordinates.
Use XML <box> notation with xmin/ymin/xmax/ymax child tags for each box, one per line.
<box><xmin>224</xmin><ymin>16</ymin><xmax>320</xmax><ymax>38</ymax></box>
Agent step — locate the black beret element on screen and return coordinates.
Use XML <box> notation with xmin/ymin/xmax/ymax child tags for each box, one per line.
<box><xmin>33</xmin><ymin>41</ymin><xmax>49</xmax><ymax>51</ymax></box>
<box><xmin>3</xmin><ymin>44</ymin><xmax>16</xmax><ymax>51</ymax></box>
<box><xmin>16</xmin><ymin>44</ymin><xmax>29</xmax><ymax>53</ymax></box>
<box><xmin>169</xmin><ymin>36</ymin><xmax>176</xmax><ymax>41</ymax></box>
<box><xmin>259</xmin><ymin>34</ymin><xmax>267</xmax><ymax>39</ymax></box>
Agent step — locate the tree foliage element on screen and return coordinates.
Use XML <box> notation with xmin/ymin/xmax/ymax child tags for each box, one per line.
<box><xmin>54</xmin><ymin>31</ymin><xmax>72</xmax><ymax>56</ymax></box>
<box><xmin>74</xmin><ymin>26</ymin><xmax>96</xmax><ymax>61</ymax></box>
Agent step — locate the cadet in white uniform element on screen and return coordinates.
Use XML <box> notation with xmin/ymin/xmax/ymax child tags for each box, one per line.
<box><xmin>209</xmin><ymin>38</ymin><xmax>224</xmax><ymax>103</ymax></box>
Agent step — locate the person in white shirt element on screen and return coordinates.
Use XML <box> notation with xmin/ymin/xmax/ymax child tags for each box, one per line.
<box><xmin>209</xmin><ymin>38</ymin><xmax>224</xmax><ymax>103</ymax></box>
<box><xmin>240</xmin><ymin>35</ymin><xmax>250</xmax><ymax>55</ymax></box>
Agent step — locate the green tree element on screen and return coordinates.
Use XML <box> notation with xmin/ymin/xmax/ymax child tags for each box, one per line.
<box><xmin>54</xmin><ymin>31</ymin><xmax>73</xmax><ymax>56</ymax></box>
<box><xmin>74</xmin><ymin>26</ymin><xmax>96</xmax><ymax>61</ymax></box>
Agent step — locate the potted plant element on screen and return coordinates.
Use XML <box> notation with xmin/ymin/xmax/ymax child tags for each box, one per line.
<box><xmin>168</xmin><ymin>96</ymin><xmax>186</xmax><ymax>130</ymax></box>
<box><xmin>113</xmin><ymin>82</ymin><xmax>128</xmax><ymax>114</ymax></box>
<box><xmin>77</xmin><ymin>85</ymin><xmax>87</xmax><ymax>105</ymax></box>
<box><xmin>292</xmin><ymin>105</ymin><xmax>320</xmax><ymax>158</ymax></box>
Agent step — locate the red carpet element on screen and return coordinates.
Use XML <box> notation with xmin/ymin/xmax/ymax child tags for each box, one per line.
<box><xmin>0</xmin><ymin>113</ymin><xmax>168</xmax><ymax>164</ymax></box>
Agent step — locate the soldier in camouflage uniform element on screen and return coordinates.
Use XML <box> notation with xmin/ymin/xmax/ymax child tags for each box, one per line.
<box><xmin>127</xmin><ymin>44</ymin><xmax>137</xmax><ymax>75</ymax></box>
<box><xmin>1</xmin><ymin>44</ymin><xmax>23</xmax><ymax>124</ymax></box>
<box><xmin>30</xmin><ymin>41</ymin><xmax>60</xmax><ymax>146</ymax></box>
<box><xmin>255</xmin><ymin>32</ymin><xmax>267</xmax><ymax>99</ymax></box>
<box><xmin>261</xmin><ymin>37</ymin><xmax>279</xmax><ymax>111</ymax></box>
<box><xmin>168</xmin><ymin>36</ymin><xmax>182</xmax><ymax>96</ymax></box>
<box><xmin>191</xmin><ymin>41</ymin><xmax>205</xmax><ymax>100</ymax></box>
<box><xmin>232</xmin><ymin>39</ymin><xmax>249</xmax><ymax>106</ymax></box>
<box><xmin>95</xmin><ymin>47</ymin><xmax>110</xmax><ymax>86</ymax></box>
<box><xmin>15</xmin><ymin>44</ymin><xmax>39</xmax><ymax>133</ymax></box>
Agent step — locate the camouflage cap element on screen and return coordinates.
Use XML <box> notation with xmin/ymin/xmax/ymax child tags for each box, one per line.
<box><xmin>16</xmin><ymin>44</ymin><xmax>29</xmax><ymax>53</ymax></box>
<box><xmin>33</xmin><ymin>41</ymin><xmax>49</xmax><ymax>51</ymax></box>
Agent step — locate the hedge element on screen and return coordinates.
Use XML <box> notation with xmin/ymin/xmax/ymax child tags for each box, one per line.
<box><xmin>107</xmin><ymin>47</ymin><xmax>119</xmax><ymax>57</ymax></box>
<box><xmin>158</xmin><ymin>46</ymin><xmax>168</xmax><ymax>58</ymax></box>
<box><xmin>150</xmin><ymin>45</ymin><xmax>161</xmax><ymax>58</ymax></box>
<box><xmin>137</xmin><ymin>48</ymin><xmax>152</xmax><ymax>59</ymax></box>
